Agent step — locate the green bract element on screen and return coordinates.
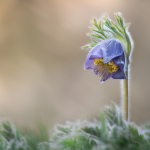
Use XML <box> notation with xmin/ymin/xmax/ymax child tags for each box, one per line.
<box><xmin>83</xmin><ymin>13</ymin><xmax>133</xmax><ymax>59</ymax></box>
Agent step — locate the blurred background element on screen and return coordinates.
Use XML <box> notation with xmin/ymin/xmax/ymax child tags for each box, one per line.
<box><xmin>0</xmin><ymin>0</ymin><xmax>149</xmax><ymax>128</ymax></box>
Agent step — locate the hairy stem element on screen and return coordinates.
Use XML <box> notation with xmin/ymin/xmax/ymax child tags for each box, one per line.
<box><xmin>123</xmin><ymin>64</ymin><xmax>129</xmax><ymax>121</ymax></box>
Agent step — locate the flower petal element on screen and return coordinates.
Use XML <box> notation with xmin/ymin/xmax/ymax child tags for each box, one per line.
<box><xmin>84</xmin><ymin>59</ymin><xmax>94</xmax><ymax>69</ymax></box>
<box><xmin>111</xmin><ymin>69</ymin><xmax>126</xmax><ymax>79</ymax></box>
<box><xmin>112</xmin><ymin>53</ymin><xmax>125</xmax><ymax>71</ymax></box>
<box><xmin>84</xmin><ymin>44</ymin><xmax>103</xmax><ymax>69</ymax></box>
<box><xmin>88</xmin><ymin>44</ymin><xmax>103</xmax><ymax>59</ymax></box>
<box><xmin>101</xmin><ymin>39</ymin><xmax>124</xmax><ymax>64</ymax></box>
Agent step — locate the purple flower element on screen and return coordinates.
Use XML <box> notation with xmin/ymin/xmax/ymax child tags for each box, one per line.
<box><xmin>84</xmin><ymin>39</ymin><xmax>126</xmax><ymax>82</ymax></box>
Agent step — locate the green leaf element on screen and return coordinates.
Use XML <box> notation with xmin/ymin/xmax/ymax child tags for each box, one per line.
<box><xmin>111</xmin><ymin>21</ymin><xmax>125</xmax><ymax>36</ymax></box>
<box><xmin>115</xmin><ymin>13</ymin><xmax>124</xmax><ymax>28</ymax></box>
<box><xmin>57</xmin><ymin>126</ymin><xmax>72</xmax><ymax>134</ymax></box>
<box><xmin>88</xmin><ymin>33</ymin><xmax>105</xmax><ymax>40</ymax></box>
<box><xmin>92</xmin><ymin>39</ymin><xmax>98</xmax><ymax>43</ymax></box>
<box><xmin>124</xmin><ymin>23</ymin><xmax>129</xmax><ymax>30</ymax></box>
<box><xmin>90</xmin><ymin>28</ymin><xmax>101</xmax><ymax>34</ymax></box>
<box><xmin>98</xmin><ymin>20</ymin><xmax>102</xmax><ymax>30</ymax></box>
<box><xmin>91</xmin><ymin>43</ymin><xmax>98</xmax><ymax>47</ymax></box>
<box><xmin>82</xmin><ymin>45</ymin><xmax>90</xmax><ymax>48</ymax></box>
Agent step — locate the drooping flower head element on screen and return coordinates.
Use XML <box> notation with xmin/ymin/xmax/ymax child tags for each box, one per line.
<box><xmin>83</xmin><ymin>13</ymin><xmax>133</xmax><ymax>82</ymax></box>
<box><xmin>85</xmin><ymin>39</ymin><xmax>126</xmax><ymax>82</ymax></box>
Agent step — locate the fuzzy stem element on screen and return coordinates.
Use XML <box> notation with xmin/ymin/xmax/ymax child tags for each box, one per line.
<box><xmin>123</xmin><ymin>64</ymin><xmax>129</xmax><ymax>121</ymax></box>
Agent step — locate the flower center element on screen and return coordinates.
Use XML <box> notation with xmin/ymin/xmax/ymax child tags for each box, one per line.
<box><xmin>94</xmin><ymin>58</ymin><xmax>119</xmax><ymax>74</ymax></box>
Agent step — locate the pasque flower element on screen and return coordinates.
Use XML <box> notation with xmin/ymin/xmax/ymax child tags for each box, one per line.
<box><xmin>84</xmin><ymin>39</ymin><xmax>126</xmax><ymax>82</ymax></box>
<box><xmin>83</xmin><ymin>13</ymin><xmax>133</xmax><ymax>121</ymax></box>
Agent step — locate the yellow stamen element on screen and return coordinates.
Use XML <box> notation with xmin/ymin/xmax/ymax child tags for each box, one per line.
<box><xmin>94</xmin><ymin>58</ymin><xmax>119</xmax><ymax>74</ymax></box>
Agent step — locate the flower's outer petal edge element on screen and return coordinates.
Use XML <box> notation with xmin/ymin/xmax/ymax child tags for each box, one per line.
<box><xmin>111</xmin><ymin>69</ymin><xmax>126</xmax><ymax>79</ymax></box>
<box><xmin>112</xmin><ymin>53</ymin><xmax>125</xmax><ymax>71</ymax></box>
<box><xmin>84</xmin><ymin>44</ymin><xmax>103</xmax><ymax>69</ymax></box>
<box><xmin>101</xmin><ymin>39</ymin><xmax>124</xmax><ymax>64</ymax></box>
